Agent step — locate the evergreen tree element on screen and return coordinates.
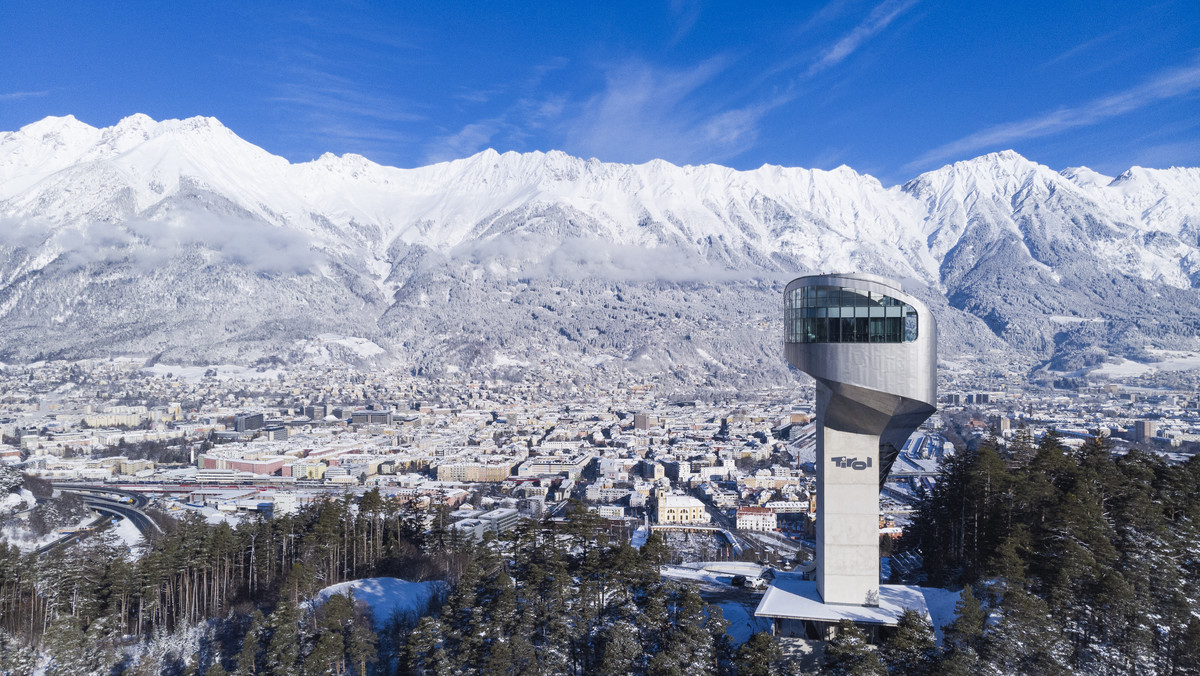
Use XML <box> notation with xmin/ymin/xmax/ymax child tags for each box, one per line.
<box><xmin>235</xmin><ymin>610</ymin><xmax>265</xmax><ymax>676</ymax></box>
<box><xmin>823</xmin><ymin>620</ymin><xmax>885</xmax><ymax>676</ymax></box>
<box><xmin>43</xmin><ymin>615</ymin><xmax>87</xmax><ymax>676</ymax></box>
<box><xmin>880</xmin><ymin>610</ymin><xmax>936</xmax><ymax>676</ymax></box>
<box><xmin>640</xmin><ymin>531</ymin><xmax>670</xmax><ymax>569</ymax></box>
<box><xmin>43</xmin><ymin>614</ymin><xmax>119</xmax><ymax>676</ymax></box>
<box><xmin>346</xmin><ymin>620</ymin><xmax>378</xmax><ymax>676</ymax></box>
<box><xmin>263</xmin><ymin>600</ymin><xmax>302</xmax><ymax>676</ymax></box>
<box><xmin>596</xmin><ymin>619</ymin><xmax>642</xmax><ymax>676</ymax></box>
<box><xmin>1175</xmin><ymin>618</ymin><xmax>1200</xmax><ymax>676</ymax></box>
<box><xmin>940</xmin><ymin>585</ymin><xmax>985</xmax><ymax>656</ymax></box>
<box><xmin>305</xmin><ymin>630</ymin><xmax>346</xmax><ymax>676</ymax></box>
<box><xmin>306</xmin><ymin>592</ymin><xmax>355</xmax><ymax>676</ymax></box>
<box><xmin>980</xmin><ymin>587</ymin><xmax>1069</xmax><ymax>676</ymax></box>
<box><xmin>733</xmin><ymin>631</ymin><xmax>782</xmax><ymax>676</ymax></box>
<box><xmin>1006</xmin><ymin>426</ymin><xmax>1036</xmax><ymax>468</ymax></box>
<box><xmin>0</xmin><ymin>630</ymin><xmax>37</xmax><ymax>676</ymax></box>
<box><xmin>405</xmin><ymin>616</ymin><xmax>450</xmax><ymax>676</ymax></box>
<box><xmin>934</xmin><ymin>647</ymin><xmax>980</xmax><ymax>676</ymax></box>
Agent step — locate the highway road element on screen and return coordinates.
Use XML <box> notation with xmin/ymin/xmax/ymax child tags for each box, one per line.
<box><xmin>36</xmin><ymin>485</ymin><xmax>162</xmax><ymax>556</ymax></box>
<box><xmin>34</xmin><ymin>512</ymin><xmax>110</xmax><ymax>555</ymax></box>
<box><xmin>71</xmin><ymin>493</ymin><xmax>162</xmax><ymax>536</ymax></box>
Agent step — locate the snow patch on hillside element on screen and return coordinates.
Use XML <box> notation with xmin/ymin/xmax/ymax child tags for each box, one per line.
<box><xmin>1</xmin><ymin>488</ymin><xmax>34</xmax><ymax>513</ymax></box>
<box><xmin>141</xmin><ymin>364</ymin><xmax>286</xmax><ymax>383</ymax></box>
<box><xmin>920</xmin><ymin>586</ymin><xmax>964</xmax><ymax>643</ymax></box>
<box><xmin>317</xmin><ymin>334</ymin><xmax>385</xmax><ymax>357</ymax></box>
<box><xmin>111</xmin><ymin>516</ymin><xmax>145</xmax><ymax>549</ymax></box>
<box><xmin>315</xmin><ymin>577</ymin><xmax>448</xmax><ymax>628</ymax></box>
<box><xmin>1086</xmin><ymin>350</ymin><xmax>1200</xmax><ymax>378</ymax></box>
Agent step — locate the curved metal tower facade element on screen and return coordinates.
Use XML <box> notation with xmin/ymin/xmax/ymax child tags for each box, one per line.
<box><xmin>784</xmin><ymin>273</ymin><xmax>937</xmax><ymax>606</ymax></box>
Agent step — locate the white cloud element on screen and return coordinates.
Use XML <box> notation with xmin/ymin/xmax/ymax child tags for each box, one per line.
<box><xmin>907</xmin><ymin>56</ymin><xmax>1200</xmax><ymax>171</ymax></box>
<box><xmin>807</xmin><ymin>0</ymin><xmax>919</xmax><ymax>76</ymax></box>
<box><xmin>423</xmin><ymin>121</ymin><xmax>502</xmax><ymax>164</ymax></box>
<box><xmin>0</xmin><ymin>91</ymin><xmax>49</xmax><ymax>101</ymax></box>
<box><xmin>667</xmin><ymin>0</ymin><xmax>703</xmax><ymax>44</ymax></box>
<box><xmin>2</xmin><ymin>211</ymin><xmax>324</xmax><ymax>275</ymax></box>
<box><xmin>561</xmin><ymin>58</ymin><xmax>773</xmax><ymax>164</ymax></box>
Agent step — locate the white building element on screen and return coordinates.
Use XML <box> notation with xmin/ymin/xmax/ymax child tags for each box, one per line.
<box><xmin>736</xmin><ymin>506</ymin><xmax>778</xmax><ymax>531</ymax></box>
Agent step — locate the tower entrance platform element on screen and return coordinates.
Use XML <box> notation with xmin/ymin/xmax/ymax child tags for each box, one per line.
<box><xmin>754</xmin><ymin>574</ymin><xmax>933</xmax><ymax>641</ymax></box>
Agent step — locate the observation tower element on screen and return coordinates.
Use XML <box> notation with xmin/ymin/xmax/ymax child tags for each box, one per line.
<box><xmin>784</xmin><ymin>273</ymin><xmax>937</xmax><ymax>606</ymax></box>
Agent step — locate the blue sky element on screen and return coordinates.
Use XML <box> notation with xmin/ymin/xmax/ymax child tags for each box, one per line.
<box><xmin>2</xmin><ymin>0</ymin><xmax>1199</xmax><ymax>184</ymax></box>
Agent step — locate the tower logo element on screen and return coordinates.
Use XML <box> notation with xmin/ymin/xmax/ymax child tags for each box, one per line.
<box><xmin>830</xmin><ymin>456</ymin><xmax>872</xmax><ymax>470</ymax></box>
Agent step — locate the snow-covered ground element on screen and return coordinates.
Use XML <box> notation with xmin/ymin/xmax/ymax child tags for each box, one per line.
<box><xmin>1080</xmin><ymin>350</ymin><xmax>1200</xmax><ymax>378</ymax></box>
<box><xmin>661</xmin><ymin>530</ymin><xmax>740</xmax><ymax>560</ymax></box>
<box><xmin>314</xmin><ymin>577</ymin><xmax>448</xmax><ymax>628</ymax></box>
<box><xmin>299</xmin><ymin>334</ymin><xmax>386</xmax><ymax>364</ymax></box>
<box><xmin>1</xmin><ymin>488</ymin><xmax>35</xmax><ymax>512</ymax></box>
<box><xmin>167</xmin><ymin>503</ymin><xmax>251</xmax><ymax>526</ymax></box>
<box><xmin>715</xmin><ymin>600</ymin><xmax>773</xmax><ymax>645</ymax></box>
<box><xmin>0</xmin><ymin>509</ymin><xmax>97</xmax><ymax>553</ymax></box>
<box><xmin>677</xmin><ymin>561</ymin><xmax>769</xmax><ymax>577</ymax></box>
<box><xmin>660</xmin><ymin>564</ymin><xmax>734</xmax><ymax>588</ymax></box>
<box><xmin>745</xmin><ymin>531</ymin><xmax>801</xmax><ymax>556</ymax></box>
<box><xmin>141</xmin><ymin>363</ymin><xmax>286</xmax><ymax>383</ymax></box>
<box><xmin>920</xmin><ymin>586</ymin><xmax>965</xmax><ymax>643</ymax></box>
<box><xmin>630</xmin><ymin>524</ymin><xmax>650</xmax><ymax>549</ymax></box>
<box><xmin>111</xmin><ymin>516</ymin><xmax>144</xmax><ymax>550</ymax></box>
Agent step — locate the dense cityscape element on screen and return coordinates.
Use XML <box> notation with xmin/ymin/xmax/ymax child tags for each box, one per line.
<box><xmin>1</xmin><ymin>353</ymin><xmax>1199</xmax><ymax>673</ymax></box>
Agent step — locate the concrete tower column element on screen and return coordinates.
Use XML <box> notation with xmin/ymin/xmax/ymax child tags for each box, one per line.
<box><xmin>784</xmin><ymin>273</ymin><xmax>937</xmax><ymax>607</ymax></box>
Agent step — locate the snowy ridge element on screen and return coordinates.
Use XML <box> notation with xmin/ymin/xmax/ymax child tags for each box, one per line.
<box><xmin>1</xmin><ymin>114</ymin><xmax>1199</xmax><ymax>376</ymax></box>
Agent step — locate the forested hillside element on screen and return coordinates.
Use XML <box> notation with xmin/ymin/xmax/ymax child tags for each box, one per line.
<box><xmin>0</xmin><ymin>495</ymin><xmax>784</xmax><ymax>675</ymax></box>
<box><xmin>0</xmin><ymin>492</ymin><xmax>459</xmax><ymax>674</ymax></box>
<box><xmin>3</xmin><ymin>438</ymin><xmax>1199</xmax><ymax>675</ymax></box>
<box><xmin>900</xmin><ymin>432</ymin><xmax>1200</xmax><ymax>675</ymax></box>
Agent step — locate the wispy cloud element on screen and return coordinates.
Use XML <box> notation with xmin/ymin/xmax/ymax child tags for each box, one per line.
<box><xmin>0</xmin><ymin>91</ymin><xmax>49</xmax><ymax>101</ymax></box>
<box><xmin>1039</xmin><ymin>29</ymin><xmax>1123</xmax><ymax>69</ymax></box>
<box><xmin>271</xmin><ymin>62</ymin><xmax>425</xmax><ymax>124</ymax></box>
<box><xmin>416</xmin><ymin>0</ymin><xmax>916</xmax><ymax>167</ymax></box>
<box><xmin>287</xmin><ymin>10</ymin><xmax>422</xmax><ymax>52</ymax></box>
<box><xmin>453</xmin><ymin>88</ymin><xmax>500</xmax><ymax>105</ymax></box>
<box><xmin>422</xmin><ymin>83</ymin><xmax>567</xmax><ymax>164</ymax></box>
<box><xmin>423</xmin><ymin>121</ymin><xmax>503</xmax><ymax>163</ymax></box>
<box><xmin>667</xmin><ymin>0</ymin><xmax>703</xmax><ymax>45</ymax></box>
<box><xmin>748</xmin><ymin>0</ymin><xmax>916</xmax><ymax>97</ymax></box>
<box><xmin>906</xmin><ymin>56</ymin><xmax>1200</xmax><ymax>171</ymax></box>
<box><xmin>793</xmin><ymin>0</ymin><xmax>861</xmax><ymax>36</ymax></box>
<box><xmin>263</xmin><ymin>47</ymin><xmax>426</xmax><ymax>164</ymax></box>
<box><xmin>807</xmin><ymin>0</ymin><xmax>919</xmax><ymax>76</ymax></box>
<box><xmin>560</xmin><ymin>58</ymin><xmax>776</xmax><ymax>164</ymax></box>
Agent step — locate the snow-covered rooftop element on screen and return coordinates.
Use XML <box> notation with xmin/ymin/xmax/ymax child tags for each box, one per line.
<box><xmin>754</xmin><ymin>576</ymin><xmax>938</xmax><ymax>627</ymax></box>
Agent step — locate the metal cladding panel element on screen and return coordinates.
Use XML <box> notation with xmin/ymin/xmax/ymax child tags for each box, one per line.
<box><xmin>784</xmin><ymin>341</ymin><xmax>936</xmax><ymax>410</ymax></box>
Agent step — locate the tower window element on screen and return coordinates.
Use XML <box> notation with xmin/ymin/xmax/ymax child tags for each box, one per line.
<box><xmin>786</xmin><ymin>285</ymin><xmax>917</xmax><ymax>344</ymax></box>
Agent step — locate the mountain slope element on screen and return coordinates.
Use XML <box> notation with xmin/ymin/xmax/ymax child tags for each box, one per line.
<box><xmin>1</xmin><ymin>114</ymin><xmax>1198</xmax><ymax>380</ymax></box>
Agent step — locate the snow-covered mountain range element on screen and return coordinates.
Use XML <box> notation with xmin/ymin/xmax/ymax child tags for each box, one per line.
<box><xmin>2</xmin><ymin>114</ymin><xmax>1198</xmax><ymax>384</ymax></box>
